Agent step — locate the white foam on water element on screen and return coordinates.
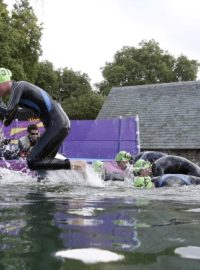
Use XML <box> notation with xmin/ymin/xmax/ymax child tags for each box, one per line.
<box><xmin>2</xmin><ymin>165</ymin><xmax>200</xmax><ymax>204</ymax></box>
<box><xmin>44</xmin><ymin>165</ymin><xmax>105</xmax><ymax>188</ymax></box>
<box><xmin>0</xmin><ymin>164</ymin><xmax>105</xmax><ymax>188</ymax></box>
<box><xmin>55</xmin><ymin>248</ymin><xmax>124</xmax><ymax>264</ymax></box>
<box><xmin>0</xmin><ymin>168</ymin><xmax>35</xmax><ymax>185</ymax></box>
<box><xmin>175</xmin><ymin>246</ymin><xmax>200</xmax><ymax>260</ymax></box>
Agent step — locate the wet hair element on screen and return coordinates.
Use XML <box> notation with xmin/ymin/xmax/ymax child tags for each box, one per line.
<box><xmin>27</xmin><ymin>124</ymin><xmax>38</xmax><ymax>133</ymax></box>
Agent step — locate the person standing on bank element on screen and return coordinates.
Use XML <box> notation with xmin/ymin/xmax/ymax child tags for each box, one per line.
<box><xmin>0</xmin><ymin>67</ymin><xmax>86</xmax><ymax>171</ymax></box>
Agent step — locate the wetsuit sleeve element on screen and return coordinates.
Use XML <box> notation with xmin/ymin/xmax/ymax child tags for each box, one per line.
<box><xmin>0</xmin><ymin>101</ymin><xmax>7</xmax><ymax>121</ymax></box>
<box><xmin>3</xmin><ymin>108</ymin><xmax>18</xmax><ymax>126</ymax></box>
<box><xmin>0</xmin><ymin>84</ymin><xmax>23</xmax><ymax>125</ymax></box>
<box><xmin>0</xmin><ymin>112</ymin><xmax>4</xmax><ymax>121</ymax></box>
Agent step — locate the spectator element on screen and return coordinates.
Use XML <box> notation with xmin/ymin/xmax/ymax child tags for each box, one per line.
<box><xmin>18</xmin><ymin>124</ymin><xmax>40</xmax><ymax>159</ymax></box>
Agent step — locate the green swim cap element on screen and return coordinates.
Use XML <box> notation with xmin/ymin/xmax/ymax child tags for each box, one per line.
<box><xmin>0</xmin><ymin>68</ymin><xmax>12</xmax><ymax>84</ymax></box>
<box><xmin>92</xmin><ymin>160</ymin><xmax>104</xmax><ymax>173</ymax></box>
<box><xmin>115</xmin><ymin>151</ymin><xmax>132</xmax><ymax>162</ymax></box>
<box><xmin>133</xmin><ymin>159</ymin><xmax>151</xmax><ymax>173</ymax></box>
<box><xmin>134</xmin><ymin>176</ymin><xmax>153</xmax><ymax>189</ymax></box>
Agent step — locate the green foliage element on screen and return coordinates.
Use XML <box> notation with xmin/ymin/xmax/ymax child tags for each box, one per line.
<box><xmin>35</xmin><ymin>61</ymin><xmax>59</xmax><ymax>96</ymax></box>
<box><xmin>9</xmin><ymin>0</ymin><xmax>42</xmax><ymax>82</ymax></box>
<box><xmin>0</xmin><ymin>0</ymin><xmax>12</xmax><ymax>68</ymax></box>
<box><xmin>95</xmin><ymin>80</ymin><xmax>112</xmax><ymax>96</ymax></box>
<box><xmin>0</xmin><ymin>0</ymin><xmax>102</xmax><ymax>119</ymax></box>
<box><xmin>58</xmin><ymin>68</ymin><xmax>92</xmax><ymax>100</ymax></box>
<box><xmin>62</xmin><ymin>92</ymin><xmax>105</xmax><ymax>120</ymax></box>
<box><xmin>175</xmin><ymin>55</ymin><xmax>199</xmax><ymax>81</ymax></box>
<box><xmin>98</xmin><ymin>39</ymin><xmax>200</xmax><ymax>95</ymax></box>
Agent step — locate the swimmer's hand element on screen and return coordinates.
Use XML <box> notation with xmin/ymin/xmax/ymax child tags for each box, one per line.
<box><xmin>2</xmin><ymin>109</ymin><xmax>17</xmax><ymax>126</ymax></box>
<box><xmin>3</xmin><ymin>118</ymin><xmax>11</xmax><ymax>127</ymax></box>
<box><xmin>0</xmin><ymin>112</ymin><xmax>4</xmax><ymax>122</ymax></box>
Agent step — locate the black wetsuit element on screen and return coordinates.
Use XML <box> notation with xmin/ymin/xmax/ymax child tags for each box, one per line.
<box><xmin>0</xmin><ymin>81</ymin><xmax>71</xmax><ymax>170</ymax></box>
<box><xmin>133</xmin><ymin>151</ymin><xmax>167</xmax><ymax>163</ymax></box>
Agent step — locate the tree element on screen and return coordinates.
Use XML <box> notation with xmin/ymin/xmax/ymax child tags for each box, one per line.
<box><xmin>9</xmin><ymin>0</ymin><xmax>42</xmax><ymax>82</ymax></box>
<box><xmin>35</xmin><ymin>61</ymin><xmax>59</xmax><ymax>96</ymax></box>
<box><xmin>98</xmin><ymin>39</ymin><xmax>200</xmax><ymax>95</ymax></box>
<box><xmin>175</xmin><ymin>55</ymin><xmax>199</xmax><ymax>81</ymax></box>
<box><xmin>0</xmin><ymin>0</ymin><xmax>12</xmax><ymax>67</ymax></box>
<box><xmin>58</xmin><ymin>68</ymin><xmax>92</xmax><ymax>101</ymax></box>
<box><xmin>62</xmin><ymin>92</ymin><xmax>105</xmax><ymax>120</ymax></box>
<box><xmin>94</xmin><ymin>80</ymin><xmax>112</xmax><ymax>96</ymax></box>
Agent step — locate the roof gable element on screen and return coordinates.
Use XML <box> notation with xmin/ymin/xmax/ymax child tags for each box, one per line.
<box><xmin>97</xmin><ymin>81</ymin><xmax>200</xmax><ymax>149</ymax></box>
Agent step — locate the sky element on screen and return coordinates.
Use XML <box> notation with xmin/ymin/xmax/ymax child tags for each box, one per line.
<box><xmin>5</xmin><ymin>0</ymin><xmax>200</xmax><ymax>86</ymax></box>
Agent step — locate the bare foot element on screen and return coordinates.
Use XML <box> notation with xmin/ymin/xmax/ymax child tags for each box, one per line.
<box><xmin>70</xmin><ymin>160</ymin><xmax>87</xmax><ymax>179</ymax></box>
<box><xmin>70</xmin><ymin>160</ymin><xmax>87</xmax><ymax>171</ymax></box>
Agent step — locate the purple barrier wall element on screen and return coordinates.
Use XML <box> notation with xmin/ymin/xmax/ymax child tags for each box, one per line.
<box><xmin>0</xmin><ymin>116</ymin><xmax>140</xmax><ymax>160</ymax></box>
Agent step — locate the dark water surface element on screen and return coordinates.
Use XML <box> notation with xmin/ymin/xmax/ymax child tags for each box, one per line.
<box><xmin>0</xmin><ymin>170</ymin><xmax>200</xmax><ymax>269</ymax></box>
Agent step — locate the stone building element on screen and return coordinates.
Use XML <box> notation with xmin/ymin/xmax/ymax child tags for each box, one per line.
<box><xmin>97</xmin><ymin>81</ymin><xmax>200</xmax><ymax>163</ymax></box>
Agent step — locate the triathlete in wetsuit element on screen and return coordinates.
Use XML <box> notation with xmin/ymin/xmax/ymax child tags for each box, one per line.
<box><xmin>0</xmin><ymin>67</ymin><xmax>86</xmax><ymax>171</ymax></box>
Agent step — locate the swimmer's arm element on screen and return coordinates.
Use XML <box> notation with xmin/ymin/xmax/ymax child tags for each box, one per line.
<box><xmin>0</xmin><ymin>111</ymin><xmax>4</xmax><ymax>121</ymax></box>
<box><xmin>3</xmin><ymin>108</ymin><xmax>18</xmax><ymax>126</ymax></box>
<box><xmin>0</xmin><ymin>103</ymin><xmax>18</xmax><ymax>126</ymax></box>
<box><xmin>0</xmin><ymin>87</ymin><xmax>22</xmax><ymax>125</ymax></box>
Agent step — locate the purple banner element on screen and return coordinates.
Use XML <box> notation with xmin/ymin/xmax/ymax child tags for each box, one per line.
<box><xmin>0</xmin><ymin>117</ymin><xmax>139</xmax><ymax>160</ymax></box>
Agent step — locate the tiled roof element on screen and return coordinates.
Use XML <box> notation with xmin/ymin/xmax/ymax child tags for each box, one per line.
<box><xmin>97</xmin><ymin>81</ymin><xmax>200</xmax><ymax>149</ymax></box>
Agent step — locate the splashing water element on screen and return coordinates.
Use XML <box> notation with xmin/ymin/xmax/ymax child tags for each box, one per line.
<box><xmin>1</xmin><ymin>162</ymin><xmax>200</xmax><ymax>204</ymax></box>
<box><xmin>0</xmin><ymin>168</ymin><xmax>35</xmax><ymax>185</ymax></box>
<box><xmin>44</xmin><ymin>165</ymin><xmax>105</xmax><ymax>187</ymax></box>
<box><xmin>0</xmin><ymin>164</ymin><xmax>105</xmax><ymax>188</ymax></box>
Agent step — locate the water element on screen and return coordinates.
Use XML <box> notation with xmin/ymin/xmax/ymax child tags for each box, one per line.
<box><xmin>0</xmin><ymin>167</ymin><xmax>200</xmax><ymax>269</ymax></box>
